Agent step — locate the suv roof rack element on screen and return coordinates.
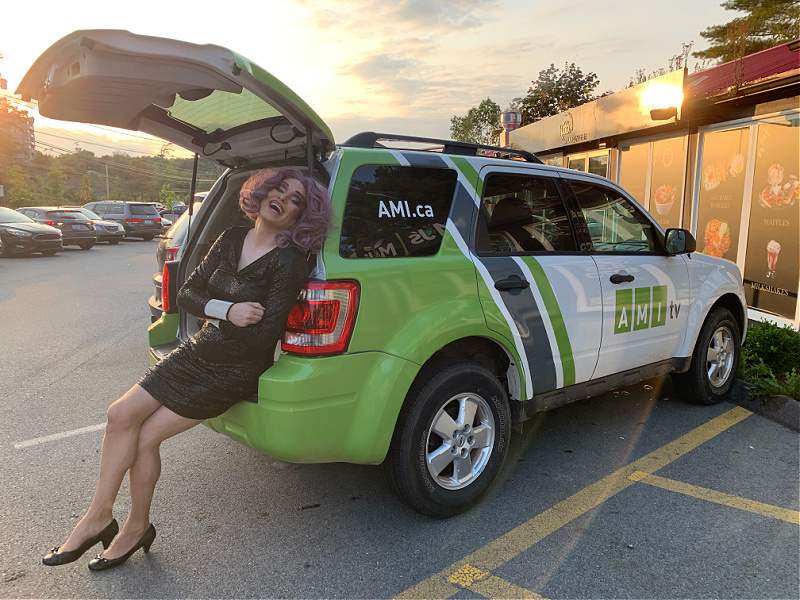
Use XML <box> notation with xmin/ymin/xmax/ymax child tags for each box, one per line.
<box><xmin>341</xmin><ymin>132</ymin><xmax>542</xmax><ymax>164</ymax></box>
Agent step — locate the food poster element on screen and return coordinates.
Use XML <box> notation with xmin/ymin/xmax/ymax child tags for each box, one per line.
<box><xmin>648</xmin><ymin>136</ymin><xmax>686</xmax><ymax>230</ymax></box>
<box><xmin>695</xmin><ymin>128</ymin><xmax>749</xmax><ymax>262</ymax></box>
<box><xmin>743</xmin><ymin>123</ymin><xmax>799</xmax><ymax>319</ymax></box>
<box><xmin>619</xmin><ymin>143</ymin><xmax>649</xmax><ymax>207</ymax></box>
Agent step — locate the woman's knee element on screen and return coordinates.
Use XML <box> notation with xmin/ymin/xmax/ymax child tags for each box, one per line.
<box><xmin>106</xmin><ymin>386</ymin><xmax>159</xmax><ymax>431</ymax></box>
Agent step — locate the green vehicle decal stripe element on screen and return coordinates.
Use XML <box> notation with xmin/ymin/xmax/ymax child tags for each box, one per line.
<box><xmin>516</xmin><ymin>257</ymin><xmax>576</xmax><ymax>387</ymax></box>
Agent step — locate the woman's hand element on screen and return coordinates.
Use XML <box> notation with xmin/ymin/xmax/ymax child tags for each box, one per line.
<box><xmin>227</xmin><ymin>301</ymin><xmax>265</xmax><ymax>327</ymax></box>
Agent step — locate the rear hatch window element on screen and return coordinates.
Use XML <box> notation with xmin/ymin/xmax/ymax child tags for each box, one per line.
<box><xmin>46</xmin><ymin>211</ymin><xmax>89</xmax><ymax>221</ymax></box>
<box><xmin>339</xmin><ymin>165</ymin><xmax>457</xmax><ymax>258</ymax></box>
<box><xmin>131</xmin><ymin>205</ymin><xmax>159</xmax><ymax>216</ymax></box>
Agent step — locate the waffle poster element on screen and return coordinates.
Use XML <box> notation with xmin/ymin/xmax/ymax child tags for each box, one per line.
<box><xmin>695</xmin><ymin>128</ymin><xmax>750</xmax><ymax>262</ymax></box>
<box><xmin>743</xmin><ymin>123</ymin><xmax>799</xmax><ymax>319</ymax></box>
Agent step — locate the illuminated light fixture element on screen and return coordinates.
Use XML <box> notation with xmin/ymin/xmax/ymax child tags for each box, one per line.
<box><xmin>650</xmin><ymin>106</ymin><xmax>678</xmax><ymax>120</ymax></box>
<box><xmin>641</xmin><ymin>82</ymin><xmax>683</xmax><ymax>121</ymax></box>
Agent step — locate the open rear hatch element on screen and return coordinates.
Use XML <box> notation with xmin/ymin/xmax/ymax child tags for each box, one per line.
<box><xmin>17</xmin><ymin>30</ymin><xmax>334</xmax><ymax>167</ymax></box>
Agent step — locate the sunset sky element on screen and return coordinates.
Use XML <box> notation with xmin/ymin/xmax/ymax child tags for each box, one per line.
<box><xmin>1</xmin><ymin>0</ymin><xmax>732</xmax><ymax>158</ymax></box>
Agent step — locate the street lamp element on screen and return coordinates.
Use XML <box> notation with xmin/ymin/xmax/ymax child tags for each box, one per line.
<box><xmin>87</xmin><ymin>166</ymin><xmax>110</xmax><ymax>200</ymax></box>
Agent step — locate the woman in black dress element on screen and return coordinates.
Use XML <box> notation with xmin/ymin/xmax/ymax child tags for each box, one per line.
<box><xmin>43</xmin><ymin>167</ymin><xmax>332</xmax><ymax>570</ymax></box>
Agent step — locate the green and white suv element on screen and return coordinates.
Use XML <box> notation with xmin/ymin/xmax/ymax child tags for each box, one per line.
<box><xmin>20</xmin><ymin>31</ymin><xmax>748</xmax><ymax>517</ymax></box>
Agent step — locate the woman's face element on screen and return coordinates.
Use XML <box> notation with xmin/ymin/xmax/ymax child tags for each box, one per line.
<box><xmin>258</xmin><ymin>178</ymin><xmax>306</xmax><ymax>230</ymax></box>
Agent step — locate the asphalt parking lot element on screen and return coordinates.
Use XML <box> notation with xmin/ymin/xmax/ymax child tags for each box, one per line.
<box><xmin>1</xmin><ymin>243</ymin><xmax>798</xmax><ymax>599</ymax></box>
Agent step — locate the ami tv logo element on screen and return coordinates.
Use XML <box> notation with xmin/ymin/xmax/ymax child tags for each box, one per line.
<box><xmin>614</xmin><ymin>285</ymin><xmax>680</xmax><ymax>334</ymax></box>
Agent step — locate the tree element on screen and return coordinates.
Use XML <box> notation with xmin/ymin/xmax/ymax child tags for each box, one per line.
<box><xmin>159</xmin><ymin>183</ymin><xmax>180</xmax><ymax>209</ymax></box>
<box><xmin>450</xmin><ymin>98</ymin><xmax>504</xmax><ymax>146</ymax></box>
<box><xmin>0</xmin><ymin>97</ymin><xmax>30</xmax><ymax>168</ymax></box>
<box><xmin>515</xmin><ymin>63</ymin><xmax>600</xmax><ymax>126</ymax></box>
<box><xmin>42</xmin><ymin>168</ymin><xmax>66</xmax><ymax>203</ymax></box>
<box><xmin>4</xmin><ymin>165</ymin><xmax>34</xmax><ymax>208</ymax></box>
<box><xmin>693</xmin><ymin>0</ymin><xmax>800</xmax><ymax>63</ymax></box>
<box><xmin>79</xmin><ymin>175</ymin><xmax>98</xmax><ymax>204</ymax></box>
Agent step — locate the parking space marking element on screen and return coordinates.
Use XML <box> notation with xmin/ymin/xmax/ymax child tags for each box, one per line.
<box><xmin>394</xmin><ymin>406</ymin><xmax>752</xmax><ymax>600</ymax></box>
<box><xmin>628</xmin><ymin>471</ymin><xmax>800</xmax><ymax>524</ymax></box>
<box><xmin>13</xmin><ymin>423</ymin><xmax>105</xmax><ymax>449</ymax></box>
<box><xmin>447</xmin><ymin>565</ymin><xmax>550</xmax><ymax>600</ymax></box>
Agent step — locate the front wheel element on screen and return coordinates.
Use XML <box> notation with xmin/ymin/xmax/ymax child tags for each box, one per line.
<box><xmin>108</xmin><ymin>240</ymin><xmax>121</xmax><ymax>245</ymax></box>
<box><xmin>672</xmin><ymin>307</ymin><xmax>741</xmax><ymax>404</ymax></box>
<box><xmin>142</xmin><ymin>235</ymin><xmax>154</xmax><ymax>241</ymax></box>
<box><xmin>383</xmin><ymin>360</ymin><xmax>511</xmax><ymax>518</ymax></box>
<box><xmin>79</xmin><ymin>242</ymin><xmax>94</xmax><ymax>250</ymax></box>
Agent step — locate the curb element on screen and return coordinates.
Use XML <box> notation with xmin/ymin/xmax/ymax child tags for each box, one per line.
<box><xmin>728</xmin><ymin>379</ymin><xmax>800</xmax><ymax>433</ymax></box>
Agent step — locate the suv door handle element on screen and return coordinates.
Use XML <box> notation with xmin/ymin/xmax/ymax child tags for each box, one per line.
<box><xmin>495</xmin><ymin>276</ymin><xmax>530</xmax><ymax>291</ymax></box>
<box><xmin>610</xmin><ymin>273</ymin><xmax>635</xmax><ymax>284</ymax></box>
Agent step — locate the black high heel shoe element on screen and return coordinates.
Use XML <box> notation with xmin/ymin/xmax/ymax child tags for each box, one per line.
<box><xmin>88</xmin><ymin>524</ymin><xmax>156</xmax><ymax>571</ymax></box>
<box><xmin>42</xmin><ymin>519</ymin><xmax>119</xmax><ymax>566</ymax></box>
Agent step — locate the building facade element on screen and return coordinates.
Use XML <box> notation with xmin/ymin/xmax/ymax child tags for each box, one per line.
<box><xmin>511</xmin><ymin>41</ymin><xmax>800</xmax><ymax>328</ymax></box>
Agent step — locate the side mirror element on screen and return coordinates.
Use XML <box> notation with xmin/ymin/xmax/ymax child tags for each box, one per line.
<box><xmin>664</xmin><ymin>228</ymin><xmax>696</xmax><ymax>255</ymax></box>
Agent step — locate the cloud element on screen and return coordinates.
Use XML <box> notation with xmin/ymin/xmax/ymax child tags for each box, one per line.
<box><xmin>294</xmin><ymin>0</ymin><xmax>500</xmax><ymax>33</ymax></box>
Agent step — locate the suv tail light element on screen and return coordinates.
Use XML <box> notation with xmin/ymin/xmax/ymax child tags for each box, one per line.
<box><xmin>282</xmin><ymin>281</ymin><xmax>360</xmax><ymax>355</ymax></box>
<box><xmin>161</xmin><ymin>260</ymin><xmax>179</xmax><ymax>313</ymax></box>
<box><xmin>164</xmin><ymin>246</ymin><xmax>180</xmax><ymax>261</ymax></box>
<box><xmin>125</xmin><ymin>218</ymin><xmax>143</xmax><ymax>223</ymax></box>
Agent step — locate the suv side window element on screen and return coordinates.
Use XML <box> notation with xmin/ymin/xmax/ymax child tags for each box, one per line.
<box><xmin>476</xmin><ymin>174</ymin><xmax>576</xmax><ymax>253</ymax></box>
<box><xmin>107</xmin><ymin>204</ymin><xmax>125</xmax><ymax>215</ymax></box>
<box><xmin>339</xmin><ymin>165</ymin><xmax>457</xmax><ymax>258</ymax></box>
<box><xmin>570</xmin><ymin>181</ymin><xmax>657</xmax><ymax>253</ymax></box>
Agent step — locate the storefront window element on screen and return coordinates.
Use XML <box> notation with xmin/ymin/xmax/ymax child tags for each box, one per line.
<box><xmin>619</xmin><ymin>143</ymin><xmax>649</xmax><ymax>206</ymax></box>
<box><xmin>588</xmin><ymin>154</ymin><xmax>608</xmax><ymax>177</ymax></box>
<box><xmin>694</xmin><ymin>128</ymin><xmax>749</xmax><ymax>262</ymax></box>
<box><xmin>742</xmin><ymin>123</ymin><xmax>799</xmax><ymax>320</ymax></box>
<box><xmin>648</xmin><ymin>137</ymin><xmax>687</xmax><ymax>230</ymax></box>
<box><xmin>568</xmin><ymin>156</ymin><xmax>586</xmax><ymax>172</ymax></box>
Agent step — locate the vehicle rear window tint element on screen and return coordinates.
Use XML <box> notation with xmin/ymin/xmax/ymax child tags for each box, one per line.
<box><xmin>131</xmin><ymin>205</ymin><xmax>159</xmax><ymax>216</ymax></box>
<box><xmin>107</xmin><ymin>204</ymin><xmax>124</xmax><ymax>214</ymax></box>
<box><xmin>339</xmin><ymin>165</ymin><xmax>457</xmax><ymax>258</ymax></box>
<box><xmin>46</xmin><ymin>211</ymin><xmax>88</xmax><ymax>220</ymax></box>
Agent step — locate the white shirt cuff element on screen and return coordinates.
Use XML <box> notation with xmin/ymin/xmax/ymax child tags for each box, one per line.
<box><xmin>205</xmin><ymin>299</ymin><xmax>233</xmax><ymax>321</ymax></box>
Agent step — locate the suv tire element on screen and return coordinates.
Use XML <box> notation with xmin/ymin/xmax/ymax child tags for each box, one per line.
<box><xmin>142</xmin><ymin>235</ymin><xmax>154</xmax><ymax>241</ymax></box>
<box><xmin>383</xmin><ymin>359</ymin><xmax>511</xmax><ymax>518</ymax></box>
<box><xmin>79</xmin><ymin>242</ymin><xmax>94</xmax><ymax>250</ymax></box>
<box><xmin>672</xmin><ymin>307</ymin><xmax>740</xmax><ymax>405</ymax></box>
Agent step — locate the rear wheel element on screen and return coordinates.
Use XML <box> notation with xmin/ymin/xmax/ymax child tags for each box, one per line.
<box><xmin>383</xmin><ymin>360</ymin><xmax>511</xmax><ymax>518</ymax></box>
<box><xmin>42</xmin><ymin>250</ymin><xmax>58</xmax><ymax>256</ymax></box>
<box><xmin>142</xmin><ymin>235</ymin><xmax>154</xmax><ymax>241</ymax></box>
<box><xmin>672</xmin><ymin>307</ymin><xmax>740</xmax><ymax>404</ymax></box>
<box><xmin>0</xmin><ymin>236</ymin><xmax>8</xmax><ymax>257</ymax></box>
<box><xmin>108</xmin><ymin>240</ymin><xmax>121</xmax><ymax>245</ymax></box>
<box><xmin>79</xmin><ymin>242</ymin><xmax>94</xmax><ymax>250</ymax></box>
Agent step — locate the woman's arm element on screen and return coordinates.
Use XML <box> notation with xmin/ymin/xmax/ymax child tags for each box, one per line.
<box><xmin>217</xmin><ymin>248</ymin><xmax>310</xmax><ymax>349</ymax></box>
<box><xmin>176</xmin><ymin>229</ymin><xmax>231</xmax><ymax>318</ymax></box>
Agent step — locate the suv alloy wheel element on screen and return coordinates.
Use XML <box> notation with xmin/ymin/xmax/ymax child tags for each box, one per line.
<box><xmin>383</xmin><ymin>360</ymin><xmax>511</xmax><ymax>518</ymax></box>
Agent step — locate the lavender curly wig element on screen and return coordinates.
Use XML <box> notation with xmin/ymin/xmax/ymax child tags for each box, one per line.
<box><xmin>239</xmin><ymin>167</ymin><xmax>333</xmax><ymax>254</ymax></box>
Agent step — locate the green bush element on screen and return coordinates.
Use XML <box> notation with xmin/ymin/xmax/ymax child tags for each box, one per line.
<box><xmin>738</xmin><ymin>321</ymin><xmax>800</xmax><ymax>399</ymax></box>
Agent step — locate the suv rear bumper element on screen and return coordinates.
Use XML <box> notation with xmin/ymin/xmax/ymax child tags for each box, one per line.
<box><xmin>202</xmin><ymin>352</ymin><xmax>420</xmax><ymax>465</ymax></box>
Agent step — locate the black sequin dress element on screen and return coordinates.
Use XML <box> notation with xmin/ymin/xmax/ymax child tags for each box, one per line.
<box><xmin>139</xmin><ymin>227</ymin><xmax>311</xmax><ymax>419</ymax></box>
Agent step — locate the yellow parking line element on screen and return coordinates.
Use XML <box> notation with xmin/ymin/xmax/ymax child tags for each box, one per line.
<box><xmin>629</xmin><ymin>471</ymin><xmax>800</xmax><ymax>524</ymax></box>
<box><xmin>394</xmin><ymin>406</ymin><xmax>752</xmax><ymax>600</ymax></box>
<box><xmin>447</xmin><ymin>565</ymin><xmax>550</xmax><ymax>599</ymax></box>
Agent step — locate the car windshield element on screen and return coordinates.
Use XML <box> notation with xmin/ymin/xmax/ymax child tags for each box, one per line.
<box><xmin>0</xmin><ymin>207</ymin><xmax>35</xmax><ymax>224</ymax></box>
<box><xmin>46</xmin><ymin>210</ymin><xmax>90</xmax><ymax>221</ymax></box>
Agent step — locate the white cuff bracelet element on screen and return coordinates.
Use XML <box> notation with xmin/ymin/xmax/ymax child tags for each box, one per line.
<box><xmin>205</xmin><ymin>299</ymin><xmax>233</xmax><ymax>321</ymax></box>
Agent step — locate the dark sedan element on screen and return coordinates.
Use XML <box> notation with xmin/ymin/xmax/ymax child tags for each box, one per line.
<box><xmin>61</xmin><ymin>206</ymin><xmax>126</xmax><ymax>244</ymax></box>
<box><xmin>0</xmin><ymin>207</ymin><xmax>63</xmax><ymax>256</ymax></box>
<box><xmin>16</xmin><ymin>207</ymin><xmax>98</xmax><ymax>249</ymax></box>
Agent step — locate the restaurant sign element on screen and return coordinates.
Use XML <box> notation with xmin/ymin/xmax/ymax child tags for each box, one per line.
<box><xmin>511</xmin><ymin>69</ymin><xmax>686</xmax><ymax>154</ymax></box>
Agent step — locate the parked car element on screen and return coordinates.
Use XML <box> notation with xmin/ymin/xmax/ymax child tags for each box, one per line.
<box><xmin>0</xmin><ymin>206</ymin><xmax>63</xmax><ymax>256</ymax></box>
<box><xmin>82</xmin><ymin>200</ymin><xmax>163</xmax><ymax>240</ymax></box>
<box><xmin>16</xmin><ymin>207</ymin><xmax>97</xmax><ymax>249</ymax></box>
<box><xmin>60</xmin><ymin>206</ymin><xmax>125</xmax><ymax>244</ymax></box>
<box><xmin>19</xmin><ymin>30</ymin><xmax>749</xmax><ymax>518</ymax></box>
<box><xmin>148</xmin><ymin>201</ymin><xmax>207</xmax><ymax>321</ymax></box>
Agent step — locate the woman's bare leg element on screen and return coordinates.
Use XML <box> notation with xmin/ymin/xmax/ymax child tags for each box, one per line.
<box><xmin>101</xmin><ymin>406</ymin><xmax>202</xmax><ymax>559</ymax></box>
<box><xmin>58</xmin><ymin>385</ymin><xmax>162</xmax><ymax>552</ymax></box>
